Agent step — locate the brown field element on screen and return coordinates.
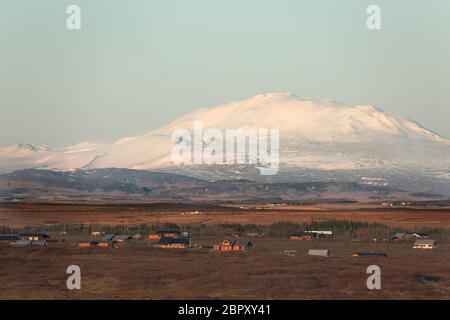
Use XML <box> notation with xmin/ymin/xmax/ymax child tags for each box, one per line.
<box><xmin>1</xmin><ymin>203</ymin><xmax>450</xmax><ymax>228</ymax></box>
<box><xmin>0</xmin><ymin>203</ymin><xmax>449</xmax><ymax>300</ymax></box>
<box><xmin>0</xmin><ymin>236</ymin><xmax>449</xmax><ymax>300</ymax></box>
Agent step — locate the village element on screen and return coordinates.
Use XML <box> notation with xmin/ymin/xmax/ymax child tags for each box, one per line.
<box><xmin>0</xmin><ymin>223</ymin><xmax>442</xmax><ymax>255</ymax></box>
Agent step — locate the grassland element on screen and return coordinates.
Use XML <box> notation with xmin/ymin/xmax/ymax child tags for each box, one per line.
<box><xmin>0</xmin><ymin>203</ymin><xmax>449</xmax><ymax>300</ymax></box>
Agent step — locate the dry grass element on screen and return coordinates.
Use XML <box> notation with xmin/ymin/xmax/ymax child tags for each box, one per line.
<box><xmin>0</xmin><ymin>236</ymin><xmax>449</xmax><ymax>300</ymax></box>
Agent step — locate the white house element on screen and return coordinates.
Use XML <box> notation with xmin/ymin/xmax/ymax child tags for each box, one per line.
<box><xmin>413</xmin><ymin>239</ymin><xmax>437</xmax><ymax>249</ymax></box>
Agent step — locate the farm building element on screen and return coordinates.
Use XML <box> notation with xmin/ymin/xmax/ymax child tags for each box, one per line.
<box><xmin>413</xmin><ymin>239</ymin><xmax>437</xmax><ymax>249</ymax></box>
<box><xmin>352</xmin><ymin>252</ymin><xmax>388</xmax><ymax>257</ymax></box>
<box><xmin>148</xmin><ymin>230</ymin><xmax>181</xmax><ymax>240</ymax></box>
<box><xmin>308</xmin><ymin>249</ymin><xmax>331</xmax><ymax>257</ymax></box>
<box><xmin>213</xmin><ymin>239</ymin><xmax>252</xmax><ymax>251</ymax></box>
<box><xmin>18</xmin><ymin>233</ymin><xmax>49</xmax><ymax>241</ymax></box>
<box><xmin>0</xmin><ymin>235</ymin><xmax>19</xmax><ymax>243</ymax></box>
<box><xmin>153</xmin><ymin>237</ymin><xmax>190</xmax><ymax>249</ymax></box>
<box><xmin>79</xmin><ymin>240</ymin><xmax>116</xmax><ymax>248</ymax></box>
<box><xmin>289</xmin><ymin>232</ymin><xmax>314</xmax><ymax>241</ymax></box>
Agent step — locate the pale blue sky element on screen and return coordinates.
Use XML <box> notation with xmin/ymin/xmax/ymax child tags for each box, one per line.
<box><xmin>1</xmin><ymin>0</ymin><xmax>449</xmax><ymax>147</ymax></box>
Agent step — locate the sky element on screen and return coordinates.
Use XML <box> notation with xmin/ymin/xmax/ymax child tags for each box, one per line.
<box><xmin>0</xmin><ymin>0</ymin><xmax>449</xmax><ymax>147</ymax></box>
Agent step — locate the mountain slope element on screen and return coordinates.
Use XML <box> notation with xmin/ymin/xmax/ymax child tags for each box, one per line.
<box><xmin>1</xmin><ymin>93</ymin><xmax>449</xmax><ymax>194</ymax></box>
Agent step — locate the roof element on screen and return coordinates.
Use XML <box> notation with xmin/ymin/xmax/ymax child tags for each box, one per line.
<box><xmin>235</xmin><ymin>239</ymin><xmax>252</xmax><ymax>246</ymax></box>
<box><xmin>392</xmin><ymin>232</ymin><xmax>407</xmax><ymax>238</ymax></box>
<box><xmin>412</xmin><ymin>233</ymin><xmax>428</xmax><ymax>238</ymax></box>
<box><xmin>290</xmin><ymin>232</ymin><xmax>310</xmax><ymax>237</ymax></box>
<box><xmin>158</xmin><ymin>237</ymin><xmax>189</xmax><ymax>245</ymax></box>
<box><xmin>0</xmin><ymin>235</ymin><xmax>18</xmax><ymax>241</ymax></box>
<box><xmin>18</xmin><ymin>233</ymin><xmax>49</xmax><ymax>238</ymax></box>
<box><xmin>113</xmin><ymin>235</ymin><xmax>132</xmax><ymax>241</ymax></box>
<box><xmin>155</xmin><ymin>230</ymin><xmax>181</xmax><ymax>234</ymax></box>
<box><xmin>414</xmin><ymin>239</ymin><xmax>437</xmax><ymax>245</ymax></box>
<box><xmin>102</xmin><ymin>234</ymin><xmax>116</xmax><ymax>241</ymax></box>
<box><xmin>9</xmin><ymin>240</ymin><xmax>46</xmax><ymax>247</ymax></box>
<box><xmin>353</xmin><ymin>252</ymin><xmax>387</xmax><ymax>257</ymax></box>
<box><xmin>305</xmin><ymin>231</ymin><xmax>333</xmax><ymax>235</ymax></box>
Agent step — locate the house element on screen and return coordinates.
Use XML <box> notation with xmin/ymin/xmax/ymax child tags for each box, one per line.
<box><xmin>213</xmin><ymin>239</ymin><xmax>252</xmax><ymax>251</ymax></box>
<box><xmin>91</xmin><ymin>231</ymin><xmax>104</xmax><ymax>236</ymax></box>
<box><xmin>391</xmin><ymin>232</ymin><xmax>412</xmax><ymax>242</ymax></box>
<box><xmin>413</xmin><ymin>239</ymin><xmax>437</xmax><ymax>249</ymax></box>
<box><xmin>78</xmin><ymin>241</ymin><xmax>94</xmax><ymax>248</ymax></box>
<box><xmin>97</xmin><ymin>240</ymin><xmax>116</xmax><ymax>248</ymax></box>
<box><xmin>148</xmin><ymin>230</ymin><xmax>181</xmax><ymax>240</ymax></box>
<box><xmin>18</xmin><ymin>233</ymin><xmax>50</xmax><ymax>241</ymax></box>
<box><xmin>308</xmin><ymin>249</ymin><xmax>331</xmax><ymax>257</ymax></box>
<box><xmin>0</xmin><ymin>235</ymin><xmax>19</xmax><ymax>243</ymax></box>
<box><xmin>153</xmin><ymin>237</ymin><xmax>190</xmax><ymax>249</ymax></box>
<box><xmin>9</xmin><ymin>240</ymin><xmax>47</xmax><ymax>247</ymax></box>
<box><xmin>352</xmin><ymin>252</ymin><xmax>388</xmax><ymax>257</ymax></box>
<box><xmin>289</xmin><ymin>232</ymin><xmax>314</xmax><ymax>241</ymax></box>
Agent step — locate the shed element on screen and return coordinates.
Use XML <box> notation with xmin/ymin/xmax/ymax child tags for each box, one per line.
<box><xmin>308</xmin><ymin>249</ymin><xmax>331</xmax><ymax>257</ymax></box>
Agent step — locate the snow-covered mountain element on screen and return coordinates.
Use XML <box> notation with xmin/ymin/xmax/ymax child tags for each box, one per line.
<box><xmin>1</xmin><ymin>92</ymin><xmax>450</xmax><ymax>193</ymax></box>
